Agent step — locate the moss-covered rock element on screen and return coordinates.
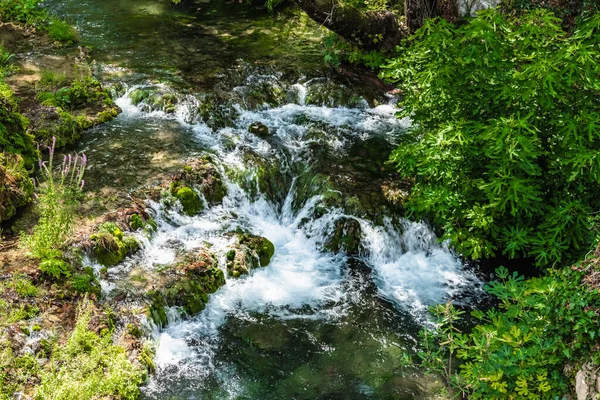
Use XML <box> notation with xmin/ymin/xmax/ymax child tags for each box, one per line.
<box><xmin>0</xmin><ymin>153</ymin><xmax>34</xmax><ymax>222</ymax></box>
<box><xmin>147</xmin><ymin>249</ymin><xmax>226</xmax><ymax>326</ymax></box>
<box><xmin>323</xmin><ymin>217</ymin><xmax>363</xmax><ymax>255</ymax></box>
<box><xmin>168</xmin><ymin>155</ymin><xmax>227</xmax><ymax>211</ymax></box>
<box><xmin>173</xmin><ymin>185</ymin><xmax>202</xmax><ymax>216</ymax></box>
<box><xmin>89</xmin><ymin>222</ymin><xmax>139</xmax><ymax>267</ymax></box>
<box><xmin>225</xmin><ymin>230</ymin><xmax>275</xmax><ymax>277</ymax></box>
<box><xmin>248</xmin><ymin>121</ymin><xmax>270</xmax><ymax>138</ymax></box>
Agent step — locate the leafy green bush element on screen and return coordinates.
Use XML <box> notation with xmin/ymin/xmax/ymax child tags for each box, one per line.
<box><xmin>381</xmin><ymin>9</ymin><xmax>600</xmax><ymax>266</ymax></box>
<box><xmin>39</xmin><ymin>258</ymin><xmax>71</xmax><ymax>279</ymax></box>
<box><xmin>69</xmin><ymin>267</ymin><xmax>100</xmax><ymax>295</ymax></box>
<box><xmin>0</xmin><ymin>0</ymin><xmax>46</xmax><ymax>26</ymax></box>
<box><xmin>421</xmin><ymin>260</ymin><xmax>600</xmax><ymax>399</ymax></box>
<box><xmin>35</xmin><ymin>298</ymin><xmax>147</xmax><ymax>400</ymax></box>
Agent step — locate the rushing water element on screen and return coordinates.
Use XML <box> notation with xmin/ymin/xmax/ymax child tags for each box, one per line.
<box><xmin>45</xmin><ymin>0</ymin><xmax>485</xmax><ymax>398</ymax></box>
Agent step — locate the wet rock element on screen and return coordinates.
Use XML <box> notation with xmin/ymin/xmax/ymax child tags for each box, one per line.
<box><xmin>248</xmin><ymin>121</ymin><xmax>270</xmax><ymax>138</ymax></box>
<box><xmin>88</xmin><ymin>222</ymin><xmax>139</xmax><ymax>267</ymax></box>
<box><xmin>225</xmin><ymin>230</ymin><xmax>275</xmax><ymax>277</ymax></box>
<box><xmin>0</xmin><ymin>153</ymin><xmax>34</xmax><ymax>223</ymax></box>
<box><xmin>304</xmin><ymin>80</ymin><xmax>366</xmax><ymax>108</ymax></box>
<box><xmin>168</xmin><ymin>154</ymin><xmax>227</xmax><ymax>209</ymax></box>
<box><xmin>128</xmin><ymin>88</ymin><xmax>152</xmax><ymax>105</ymax></box>
<box><xmin>323</xmin><ymin>217</ymin><xmax>363</xmax><ymax>255</ymax></box>
<box><xmin>147</xmin><ymin>248</ymin><xmax>226</xmax><ymax>326</ymax></box>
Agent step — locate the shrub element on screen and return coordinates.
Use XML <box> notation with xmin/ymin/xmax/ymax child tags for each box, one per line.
<box><xmin>35</xmin><ymin>298</ymin><xmax>146</xmax><ymax>400</ymax></box>
<box><xmin>0</xmin><ymin>0</ymin><xmax>46</xmax><ymax>26</ymax></box>
<box><xmin>420</xmin><ymin>259</ymin><xmax>600</xmax><ymax>399</ymax></box>
<box><xmin>381</xmin><ymin>9</ymin><xmax>600</xmax><ymax>267</ymax></box>
<box><xmin>39</xmin><ymin>258</ymin><xmax>71</xmax><ymax>279</ymax></box>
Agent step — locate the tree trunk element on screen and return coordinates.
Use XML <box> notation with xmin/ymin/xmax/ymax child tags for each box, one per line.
<box><xmin>295</xmin><ymin>0</ymin><xmax>408</xmax><ymax>51</ymax></box>
<box><xmin>405</xmin><ymin>0</ymin><xmax>439</xmax><ymax>33</ymax></box>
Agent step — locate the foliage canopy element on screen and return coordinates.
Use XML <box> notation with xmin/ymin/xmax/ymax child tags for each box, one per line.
<box><xmin>382</xmin><ymin>9</ymin><xmax>600</xmax><ymax>266</ymax></box>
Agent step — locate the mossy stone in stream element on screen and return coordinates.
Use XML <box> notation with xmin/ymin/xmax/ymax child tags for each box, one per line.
<box><xmin>148</xmin><ymin>250</ymin><xmax>226</xmax><ymax>324</ymax></box>
<box><xmin>323</xmin><ymin>217</ymin><xmax>363</xmax><ymax>255</ymax></box>
<box><xmin>128</xmin><ymin>88</ymin><xmax>152</xmax><ymax>105</ymax></box>
<box><xmin>248</xmin><ymin>121</ymin><xmax>269</xmax><ymax>138</ymax></box>
<box><xmin>179</xmin><ymin>155</ymin><xmax>228</xmax><ymax>205</ymax></box>
<box><xmin>175</xmin><ymin>186</ymin><xmax>202</xmax><ymax>216</ymax></box>
<box><xmin>225</xmin><ymin>230</ymin><xmax>275</xmax><ymax>277</ymax></box>
<box><xmin>89</xmin><ymin>222</ymin><xmax>139</xmax><ymax>266</ymax></box>
<box><xmin>238</xmin><ymin>233</ymin><xmax>275</xmax><ymax>267</ymax></box>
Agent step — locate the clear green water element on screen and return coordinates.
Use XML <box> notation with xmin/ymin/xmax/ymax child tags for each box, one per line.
<box><xmin>43</xmin><ymin>0</ymin><xmax>484</xmax><ymax>398</ymax></box>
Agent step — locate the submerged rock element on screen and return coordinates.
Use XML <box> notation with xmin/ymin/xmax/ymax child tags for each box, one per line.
<box><xmin>0</xmin><ymin>153</ymin><xmax>33</xmax><ymax>223</ymax></box>
<box><xmin>225</xmin><ymin>230</ymin><xmax>275</xmax><ymax>277</ymax></box>
<box><xmin>88</xmin><ymin>222</ymin><xmax>139</xmax><ymax>267</ymax></box>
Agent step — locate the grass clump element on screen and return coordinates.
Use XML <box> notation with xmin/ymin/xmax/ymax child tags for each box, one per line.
<box><xmin>21</xmin><ymin>137</ymin><xmax>87</xmax><ymax>274</ymax></box>
<box><xmin>0</xmin><ymin>337</ymin><xmax>40</xmax><ymax>398</ymax></box>
<box><xmin>35</xmin><ymin>298</ymin><xmax>147</xmax><ymax>400</ymax></box>
<box><xmin>48</xmin><ymin>18</ymin><xmax>78</xmax><ymax>44</ymax></box>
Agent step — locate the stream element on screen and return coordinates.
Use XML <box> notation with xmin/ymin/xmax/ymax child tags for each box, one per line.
<box><xmin>44</xmin><ymin>0</ymin><xmax>485</xmax><ymax>398</ymax></box>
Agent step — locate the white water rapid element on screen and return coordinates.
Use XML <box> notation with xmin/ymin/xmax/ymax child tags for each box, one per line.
<box><xmin>96</xmin><ymin>75</ymin><xmax>483</xmax><ymax>398</ymax></box>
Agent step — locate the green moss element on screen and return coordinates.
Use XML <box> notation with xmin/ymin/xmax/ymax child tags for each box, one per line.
<box><xmin>90</xmin><ymin>223</ymin><xmax>139</xmax><ymax>267</ymax></box>
<box><xmin>175</xmin><ymin>186</ymin><xmax>202</xmax><ymax>216</ymax></box>
<box><xmin>226</xmin><ymin>249</ymin><xmax>236</xmax><ymax>261</ymax></box>
<box><xmin>238</xmin><ymin>232</ymin><xmax>275</xmax><ymax>267</ymax></box>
